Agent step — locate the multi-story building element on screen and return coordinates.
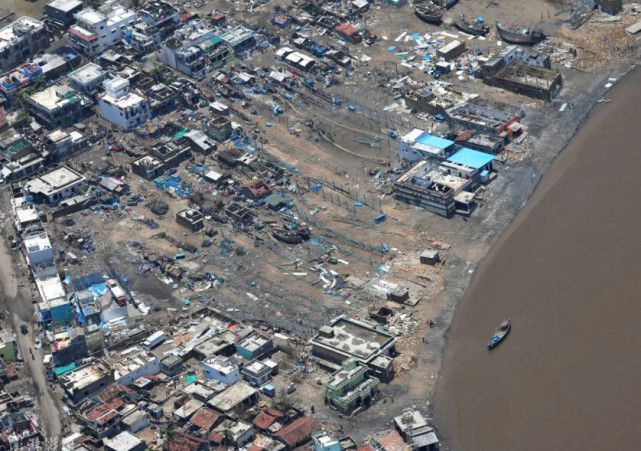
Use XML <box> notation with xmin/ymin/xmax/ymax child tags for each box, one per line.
<box><xmin>203</xmin><ymin>357</ymin><xmax>241</xmax><ymax>385</ymax></box>
<box><xmin>159</xmin><ymin>20</ymin><xmax>230</xmax><ymax>79</ymax></box>
<box><xmin>24</xmin><ymin>165</ymin><xmax>86</xmax><ymax>204</ymax></box>
<box><xmin>98</xmin><ymin>77</ymin><xmax>151</xmax><ymax>129</ymax></box>
<box><xmin>45</xmin><ymin>0</ymin><xmax>83</xmax><ymax>27</ymax></box>
<box><xmin>67</xmin><ymin>5</ymin><xmax>136</xmax><ymax>56</ymax></box>
<box><xmin>324</xmin><ymin>358</ymin><xmax>379</xmax><ymax>414</ymax></box>
<box><xmin>24</xmin><ymin>84</ymin><xmax>91</xmax><ymax>129</ymax></box>
<box><xmin>0</xmin><ymin>17</ymin><xmax>49</xmax><ymax>70</ymax></box>
<box><xmin>138</xmin><ymin>1</ymin><xmax>180</xmax><ymax>35</ymax></box>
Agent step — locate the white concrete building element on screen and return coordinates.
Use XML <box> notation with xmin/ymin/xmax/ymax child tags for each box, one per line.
<box><xmin>24</xmin><ymin>165</ymin><xmax>86</xmax><ymax>204</ymax></box>
<box><xmin>23</xmin><ymin>231</ymin><xmax>54</xmax><ymax>267</ymax></box>
<box><xmin>67</xmin><ymin>62</ymin><xmax>106</xmax><ymax>93</ymax></box>
<box><xmin>112</xmin><ymin>347</ymin><xmax>161</xmax><ymax>386</ymax></box>
<box><xmin>68</xmin><ymin>5</ymin><xmax>136</xmax><ymax>56</ymax></box>
<box><xmin>203</xmin><ymin>356</ymin><xmax>241</xmax><ymax>385</ymax></box>
<box><xmin>98</xmin><ymin>77</ymin><xmax>151</xmax><ymax>129</ymax></box>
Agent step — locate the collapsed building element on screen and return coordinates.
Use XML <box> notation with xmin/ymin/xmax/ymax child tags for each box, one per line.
<box><xmin>485</xmin><ymin>61</ymin><xmax>563</xmax><ymax>101</ymax></box>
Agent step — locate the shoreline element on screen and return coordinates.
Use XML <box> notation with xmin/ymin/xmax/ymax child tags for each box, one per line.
<box><xmin>431</xmin><ymin>54</ymin><xmax>641</xmax><ymax>449</ymax></box>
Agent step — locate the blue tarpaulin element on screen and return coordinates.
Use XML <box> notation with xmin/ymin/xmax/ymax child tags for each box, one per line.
<box><xmin>90</xmin><ymin>283</ymin><xmax>107</xmax><ymax>297</ymax></box>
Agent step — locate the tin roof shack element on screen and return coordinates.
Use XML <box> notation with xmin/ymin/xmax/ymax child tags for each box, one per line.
<box><xmin>324</xmin><ymin>358</ymin><xmax>379</xmax><ymax>415</ymax></box>
<box><xmin>59</xmin><ymin>361</ymin><xmax>113</xmax><ymax>404</ymax></box>
<box><xmin>131</xmin><ymin>155</ymin><xmax>164</xmax><ymax>180</ymax></box>
<box><xmin>176</xmin><ymin>208</ymin><xmax>204</xmax><ymax>232</ymax></box>
<box><xmin>45</xmin><ymin>0</ymin><xmax>83</xmax><ymax>26</ymax></box>
<box><xmin>275</xmin><ymin>47</ymin><xmax>316</xmax><ymax>72</ymax></box>
<box><xmin>437</xmin><ymin>40</ymin><xmax>466</xmax><ymax>61</ymax></box>
<box><xmin>0</xmin><ymin>17</ymin><xmax>49</xmax><ymax>71</ymax></box>
<box><xmin>397</xmin><ymin>129</ymin><xmax>456</xmax><ymax>162</ymax></box>
<box><xmin>446</xmin><ymin>100</ymin><xmax>523</xmax><ymax>137</ymax></box>
<box><xmin>236</xmin><ymin>333</ymin><xmax>273</xmax><ymax>360</ymax></box>
<box><xmin>204</xmin><ymin>115</ymin><xmax>232</xmax><ymax>142</ymax></box>
<box><xmin>24</xmin><ymin>165</ymin><xmax>86</xmax><ymax>205</ymax></box>
<box><xmin>394</xmin><ymin>409</ymin><xmax>439</xmax><ymax>450</ymax></box>
<box><xmin>275</xmin><ymin>416</ymin><xmax>321</xmax><ymax>449</ymax></box>
<box><xmin>311</xmin><ymin>317</ymin><xmax>396</xmax><ymax>370</ymax></box>
<box><xmin>24</xmin><ymin>84</ymin><xmax>91</xmax><ymax>129</ymax></box>
<box><xmin>207</xmin><ymin>381</ymin><xmax>258</xmax><ymax>415</ymax></box>
<box><xmin>103</xmin><ymin>431</ymin><xmax>145</xmax><ymax>451</ymax></box>
<box><xmin>486</xmin><ymin>61</ymin><xmax>562</xmax><ymax>101</ymax></box>
<box><xmin>393</xmin><ymin>160</ymin><xmax>471</xmax><ymax>218</ymax></box>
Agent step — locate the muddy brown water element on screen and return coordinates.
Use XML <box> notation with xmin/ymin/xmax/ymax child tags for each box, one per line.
<box><xmin>434</xmin><ymin>70</ymin><xmax>641</xmax><ymax>450</ymax></box>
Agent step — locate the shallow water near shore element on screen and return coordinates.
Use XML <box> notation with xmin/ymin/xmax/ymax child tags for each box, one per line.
<box><xmin>434</xmin><ymin>68</ymin><xmax>641</xmax><ymax>450</ymax></box>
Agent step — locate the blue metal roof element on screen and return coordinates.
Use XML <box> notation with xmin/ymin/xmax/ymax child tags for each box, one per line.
<box><xmin>447</xmin><ymin>148</ymin><xmax>495</xmax><ymax>169</ymax></box>
<box><xmin>416</xmin><ymin>133</ymin><xmax>454</xmax><ymax>149</ymax></box>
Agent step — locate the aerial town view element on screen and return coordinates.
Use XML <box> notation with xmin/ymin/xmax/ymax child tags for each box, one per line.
<box><xmin>0</xmin><ymin>0</ymin><xmax>640</xmax><ymax>449</ymax></box>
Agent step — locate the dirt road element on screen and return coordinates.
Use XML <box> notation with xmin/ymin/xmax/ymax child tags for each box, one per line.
<box><xmin>0</xmin><ymin>191</ymin><xmax>62</xmax><ymax>445</ymax></box>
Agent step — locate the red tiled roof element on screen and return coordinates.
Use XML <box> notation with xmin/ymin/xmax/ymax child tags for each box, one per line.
<box><xmin>377</xmin><ymin>430</ymin><xmax>409</xmax><ymax>451</ymax></box>
<box><xmin>164</xmin><ymin>430</ymin><xmax>206</xmax><ymax>451</ymax></box>
<box><xmin>252</xmin><ymin>408</ymin><xmax>285</xmax><ymax>430</ymax></box>
<box><xmin>208</xmin><ymin>431</ymin><xmax>225</xmax><ymax>445</ymax></box>
<box><xmin>274</xmin><ymin>416</ymin><xmax>320</xmax><ymax>447</ymax></box>
<box><xmin>335</xmin><ymin>23</ymin><xmax>358</xmax><ymax>36</ymax></box>
<box><xmin>190</xmin><ymin>407</ymin><xmax>221</xmax><ymax>431</ymax></box>
<box><xmin>85</xmin><ymin>398</ymin><xmax>124</xmax><ymax>424</ymax></box>
<box><xmin>68</xmin><ymin>27</ymin><xmax>97</xmax><ymax>42</ymax></box>
<box><xmin>98</xmin><ymin>384</ymin><xmax>133</xmax><ymax>402</ymax></box>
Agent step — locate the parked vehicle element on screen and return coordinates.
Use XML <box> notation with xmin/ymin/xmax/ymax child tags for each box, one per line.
<box><xmin>106</xmin><ymin>278</ymin><xmax>127</xmax><ymax>304</ymax></box>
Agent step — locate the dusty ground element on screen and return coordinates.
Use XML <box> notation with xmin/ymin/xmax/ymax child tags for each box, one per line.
<box><xmin>4</xmin><ymin>0</ymin><xmax>641</xmax><ymax>445</ymax></box>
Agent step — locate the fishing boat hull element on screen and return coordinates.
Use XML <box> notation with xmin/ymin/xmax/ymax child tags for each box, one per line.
<box><xmin>487</xmin><ymin>320</ymin><xmax>511</xmax><ymax>350</ymax></box>
<box><xmin>414</xmin><ymin>5</ymin><xmax>444</xmax><ymax>25</ymax></box>
<box><xmin>454</xmin><ymin>16</ymin><xmax>489</xmax><ymax>36</ymax></box>
<box><xmin>496</xmin><ymin>23</ymin><xmax>545</xmax><ymax>45</ymax></box>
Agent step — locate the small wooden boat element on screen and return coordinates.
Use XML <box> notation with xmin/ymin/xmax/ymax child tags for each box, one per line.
<box><xmin>454</xmin><ymin>15</ymin><xmax>489</xmax><ymax>36</ymax></box>
<box><xmin>487</xmin><ymin>320</ymin><xmax>511</xmax><ymax>350</ymax></box>
<box><xmin>414</xmin><ymin>2</ymin><xmax>444</xmax><ymax>25</ymax></box>
<box><xmin>496</xmin><ymin>22</ymin><xmax>545</xmax><ymax>45</ymax></box>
